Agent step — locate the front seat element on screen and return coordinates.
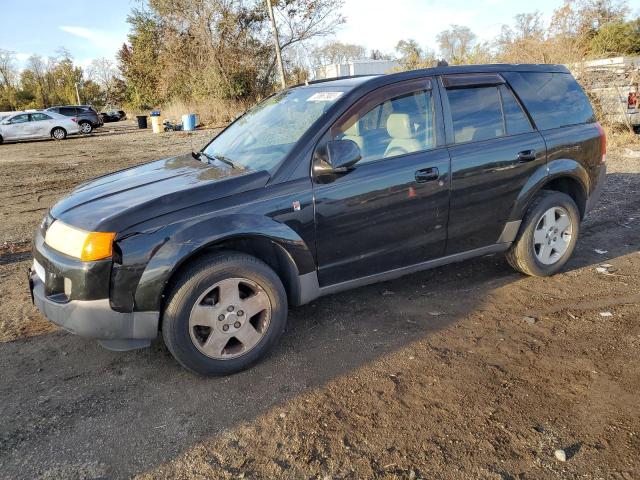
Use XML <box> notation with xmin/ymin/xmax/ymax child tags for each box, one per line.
<box><xmin>384</xmin><ymin>113</ymin><xmax>422</xmax><ymax>158</ymax></box>
<box><xmin>343</xmin><ymin>120</ymin><xmax>365</xmax><ymax>154</ymax></box>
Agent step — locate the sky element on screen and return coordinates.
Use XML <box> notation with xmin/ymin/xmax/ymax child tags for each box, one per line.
<box><xmin>0</xmin><ymin>0</ymin><xmax>572</xmax><ymax>69</ymax></box>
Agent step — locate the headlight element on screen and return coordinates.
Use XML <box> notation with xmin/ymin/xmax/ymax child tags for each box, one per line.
<box><xmin>44</xmin><ymin>220</ymin><xmax>116</xmax><ymax>261</ymax></box>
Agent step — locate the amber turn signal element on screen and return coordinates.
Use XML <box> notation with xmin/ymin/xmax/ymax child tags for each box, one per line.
<box><xmin>80</xmin><ymin>232</ymin><xmax>117</xmax><ymax>261</ymax></box>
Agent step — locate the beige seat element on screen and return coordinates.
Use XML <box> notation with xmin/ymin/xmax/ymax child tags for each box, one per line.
<box><xmin>343</xmin><ymin>121</ymin><xmax>364</xmax><ymax>153</ymax></box>
<box><xmin>384</xmin><ymin>113</ymin><xmax>422</xmax><ymax>158</ymax></box>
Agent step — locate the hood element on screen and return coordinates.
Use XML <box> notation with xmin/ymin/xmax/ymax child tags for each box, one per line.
<box><xmin>50</xmin><ymin>153</ymin><xmax>270</xmax><ymax>232</ymax></box>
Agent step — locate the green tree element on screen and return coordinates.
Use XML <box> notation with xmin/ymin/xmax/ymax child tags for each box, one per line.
<box><xmin>118</xmin><ymin>0</ymin><xmax>345</xmax><ymax>110</ymax></box>
<box><xmin>589</xmin><ymin>18</ymin><xmax>640</xmax><ymax>56</ymax></box>
<box><xmin>117</xmin><ymin>8</ymin><xmax>162</xmax><ymax>109</ymax></box>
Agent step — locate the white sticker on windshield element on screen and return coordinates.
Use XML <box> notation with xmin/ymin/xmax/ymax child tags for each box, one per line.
<box><xmin>307</xmin><ymin>91</ymin><xmax>343</xmax><ymax>102</ymax></box>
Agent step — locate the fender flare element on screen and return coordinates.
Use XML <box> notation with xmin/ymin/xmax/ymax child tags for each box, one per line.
<box><xmin>132</xmin><ymin>213</ymin><xmax>316</xmax><ymax>312</ymax></box>
<box><xmin>509</xmin><ymin>158</ymin><xmax>590</xmax><ymax>223</ymax></box>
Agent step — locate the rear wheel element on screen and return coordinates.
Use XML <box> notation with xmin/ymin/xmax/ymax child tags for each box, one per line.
<box><xmin>51</xmin><ymin>127</ymin><xmax>67</xmax><ymax>140</ymax></box>
<box><xmin>506</xmin><ymin>190</ymin><xmax>580</xmax><ymax>276</ymax></box>
<box><xmin>79</xmin><ymin>121</ymin><xmax>93</xmax><ymax>134</ymax></box>
<box><xmin>162</xmin><ymin>252</ymin><xmax>288</xmax><ymax>376</ymax></box>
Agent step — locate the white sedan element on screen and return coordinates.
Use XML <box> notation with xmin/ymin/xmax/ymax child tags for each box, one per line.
<box><xmin>0</xmin><ymin>111</ymin><xmax>81</xmax><ymax>144</ymax></box>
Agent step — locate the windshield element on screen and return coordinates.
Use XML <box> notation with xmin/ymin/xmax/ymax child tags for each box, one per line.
<box><xmin>202</xmin><ymin>86</ymin><xmax>348</xmax><ymax>172</ymax></box>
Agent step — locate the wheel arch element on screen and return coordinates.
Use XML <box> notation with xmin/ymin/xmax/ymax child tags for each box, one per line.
<box><xmin>50</xmin><ymin>126</ymin><xmax>67</xmax><ymax>137</ymax></box>
<box><xmin>162</xmin><ymin>235</ymin><xmax>304</xmax><ymax>312</ymax></box>
<box><xmin>130</xmin><ymin>213</ymin><xmax>318</xmax><ymax>316</ymax></box>
<box><xmin>510</xmin><ymin>158</ymin><xmax>590</xmax><ymax>223</ymax></box>
<box><xmin>542</xmin><ymin>175</ymin><xmax>587</xmax><ymax>219</ymax></box>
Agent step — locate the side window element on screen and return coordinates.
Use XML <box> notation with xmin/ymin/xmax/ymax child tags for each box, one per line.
<box><xmin>333</xmin><ymin>89</ymin><xmax>435</xmax><ymax>163</ymax></box>
<box><xmin>498</xmin><ymin>85</ymin><xmax>532</xmax><ymax>135</ymax></box>
<box><xmin>60</xmin><ymin>107</ymin><xmax>77</xmax><ymax>116</ymax></box>
<box><xmin>501</xmin><ymin>71</ymin><xmax>596</xmax><ymax>130</ymax></box>
<box><xmin>447</xmin><ymin>87</ymin><xmax>504</xmax><ymax>143</ymax></box>
<box><xmin>31</xmin><ymin>113</ymin><xmax>52</xmax><ymax>121</ymax></box>
<box><xmin>10</xmin><ymin>114</ymin><xmax>30</xmax><ymax>124</ymax></box>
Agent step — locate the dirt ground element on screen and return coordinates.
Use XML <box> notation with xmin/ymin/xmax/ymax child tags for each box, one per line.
<box><xmin>0</xmin><ymin>123</ymin><xmax>638</xmax><ymax>480</ymax></box>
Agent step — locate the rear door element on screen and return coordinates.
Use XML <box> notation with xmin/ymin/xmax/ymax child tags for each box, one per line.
<box><xmin>441</xmin><ymin>73</ymin><xmax>546</xmax><ymax>254</ymax></box>
<box><xmin>30</xmin><ymin>112</ymin><xmax>55</xmax><ymax>137</ymax></box>
<box><xmin>313</xmin><ymin>78</ymin><xmax>451</xmax><ymax>286</ymax></box>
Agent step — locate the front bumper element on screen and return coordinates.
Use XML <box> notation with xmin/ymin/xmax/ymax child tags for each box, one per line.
<box><xmin>30</xmin><ymin>270</ymin><xmax>158</xmax><ymax>350</ymax></box>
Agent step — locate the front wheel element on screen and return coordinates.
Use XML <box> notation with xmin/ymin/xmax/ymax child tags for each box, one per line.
<box><xmin>506</xmin><ymin>190</ymin><xmax>580</xmax><ymax>276</ymax></box>
<box><xmin>162</xmin><ymin>252</ymin><xmax>288</xmax><ymax>376</ymax></box>
<box><xmin>51</xmin><ymin>127</ymin><xmax>67</xmax><ymax>140</ymax></box>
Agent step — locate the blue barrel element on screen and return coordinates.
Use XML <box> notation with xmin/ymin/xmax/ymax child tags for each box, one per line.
<box><xmin>182</xmin><ymin>113</ymin><xmax>196</xmax><ymax>131</ymax></box>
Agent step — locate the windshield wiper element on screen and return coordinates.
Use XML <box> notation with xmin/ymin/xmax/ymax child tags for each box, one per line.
<box><xmin>192</xmin><ymin>151</ymin><xmax>244</xmax><ymax>171</ymax></box>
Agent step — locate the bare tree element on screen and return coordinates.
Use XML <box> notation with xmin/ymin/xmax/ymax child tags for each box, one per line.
<box><xmin>312</xmin><ymin>41</ymin><xmax>366</xmax><ymax>67</ymax></box>
<box><xmin>436</xmin><ymin>25</ymin><xmax>477</xmax><ymax>64</ymax></box>
<box><xmin>394</xmin><ymin>39</ymin><xmax>435</xmax><ymax>70</ymax></box>
<box><xmin>89</xmin><ymin>57</ymin><xmax>121</xmax><ymax>105</ymax></box>
<box><xmin>0</xmin><ymin>49</ymin><xmax>17</xmax><ymax>88</ymax></box>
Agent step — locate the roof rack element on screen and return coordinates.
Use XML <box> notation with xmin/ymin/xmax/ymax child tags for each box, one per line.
<box><xmin>290</xmin><ymin>74</ymin><xmax>378</xmax><ymax>89</ymax></box>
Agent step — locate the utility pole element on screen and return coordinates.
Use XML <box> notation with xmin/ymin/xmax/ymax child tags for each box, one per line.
<box><xmin>266</xmin><ymin>0</ymin><xmax>286</xmax><ymax>89</ymax></box>
<box><xmin>74</xmin><ymin>82</ymin><xmax>81</xmax><ymax>105</ymax></box>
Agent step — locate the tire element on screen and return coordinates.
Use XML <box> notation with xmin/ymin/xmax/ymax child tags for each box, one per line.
<box><xmin>79</xmin><ymin>121</ymin><xmax>93</xmax><ymax>134</ymax></box>
<box><xmin>506</xmin><ymin>190</ymin><xmax>580</xmax><ymax>276</ymax></box>
<box><xmin>51</xmin><ymin>127</ymin><xmax>67</xmax><ymax>140</ymax></box>
<box><xmin>162</xmin><ymin>252</ymin><xmax>288</xmax><ymax>376</ymax></box>
<box><xmin>0</xmin><ymin>135</ymin><xmax>3</xmax><ymax>144</ymax></box>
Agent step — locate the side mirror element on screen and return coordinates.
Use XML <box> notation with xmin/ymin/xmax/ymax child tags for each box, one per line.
<box><xmin>326</xmin><ymin>139</ymin><xmax>361</xmax><ymax>172</ymax></box>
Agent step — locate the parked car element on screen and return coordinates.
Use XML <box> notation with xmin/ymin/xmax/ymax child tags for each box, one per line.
<box><xmin>0</xmin><ymin>111</ymin><xmax>80</xmax><ymax>143</ymax></box>
<box><xmin>99</xmin><ymin>109</ymin><xmax>126</xmax><ymax>122</ymax></box>
<box><xmin>30</xmin><ymin>64</ymin><xmax>605</xmax><ymax>376</ymax></box>
<box><xmin>46</xmin><ymin>105</ymin><xmax>103</xmax><ymax>134</ymax></box>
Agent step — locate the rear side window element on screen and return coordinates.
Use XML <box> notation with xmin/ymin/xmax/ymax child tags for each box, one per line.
<box><xmin>502</xmin><ymin>72</ymin><xmax>595</xmax><ymax>130</ymax></box>
<box><xmin>447</xmin><ymin>87</ymin><xmax>505</xmax><ymax>143</ymax></box>
<box><xmin>31</xmin><ymin>113</ymin><xmax>52</xmax><ymax>121</ymax></box>
<box><xmin>60</xmin><ymin>107</ymin><xmax>77</xmax><ymax>116</ymax></box>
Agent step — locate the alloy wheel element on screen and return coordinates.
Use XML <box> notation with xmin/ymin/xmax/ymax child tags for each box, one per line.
<box><xmin>188</xmin><ymin>277</ymin><xmax>271</xmax><ymax>359</ymax></box>
<box><xmin>52</xmin><ymin>128</ymin><xmax>65</xmax><ymax>140</ymax></box>
<box><xmin>533</xmin><ymin>206</ymin><xmax>573</xmax><ymax>265</ymax></box>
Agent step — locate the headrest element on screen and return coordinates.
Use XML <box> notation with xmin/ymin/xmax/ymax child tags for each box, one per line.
<box><xmin>386</xmin><ymin>113</ymin><xmax>413</xmax><ymax>139</ymax></box>
<box><xmin>344</xmin><ymin>120</ymin><xmax>360</xmax><ymax>136</ymax></box>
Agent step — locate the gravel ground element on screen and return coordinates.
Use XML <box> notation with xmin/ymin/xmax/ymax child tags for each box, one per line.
<box><xmin>0</xmin><ymin>124</ymin><xmax>638</xmax><ymax>479</ymax></box>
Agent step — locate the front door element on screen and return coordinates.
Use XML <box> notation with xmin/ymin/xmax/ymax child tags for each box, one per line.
<box><xmin>2</xmin><ymin>113</ymin><xmax>31</xmax><ymax>140</ymax></box>
<box><xmin>441</xmin><ymin>74</ymin><xmax>547</xmax><ymax>254</ymax></box>
<box><xmin>313</xmin><ymin>78</ymin><xmax>451</xmax><ymax>286</ymax></box>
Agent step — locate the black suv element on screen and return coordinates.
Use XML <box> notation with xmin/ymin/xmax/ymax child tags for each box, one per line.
<box><xmin>30</xmin><ymin>64</ymin><xmax>605</xmax><ymax>375</ymax></box>
<box><xmin>46</xmin><ymin>105</ymin><xmax>103</xmax><ymax>134</ymax></box>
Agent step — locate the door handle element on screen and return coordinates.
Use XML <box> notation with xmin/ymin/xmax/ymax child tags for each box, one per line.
<box><xmin>415</xmin><ymin>167</ymin><xmax>439</xmax><ymax>183</ymax></box>
<box><xmin>517</xmin><ymin>149</ymin><xmax>536</xmax><ymax>162</ymax></box>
